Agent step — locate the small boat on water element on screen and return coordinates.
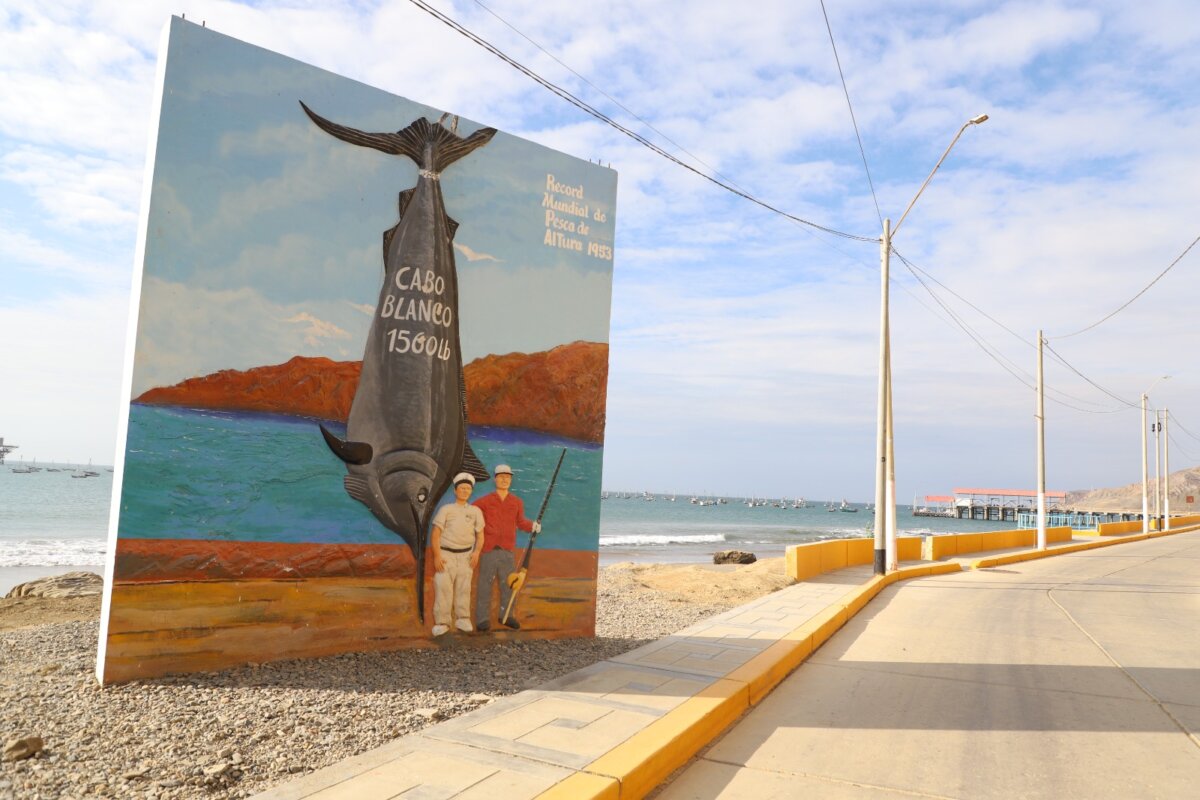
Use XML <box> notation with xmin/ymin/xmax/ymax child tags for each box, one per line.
<box><xmin>839</xmin><ymin>499</ymin><xmax>858</xmax><ymax>513</ymax></box>
<box><xmin>72</xmin><ymin>459</ymin><xmax>101</xmax><ymax>478</ymax></box>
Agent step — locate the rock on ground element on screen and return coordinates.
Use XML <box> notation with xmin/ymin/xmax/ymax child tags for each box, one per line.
<box><xmin>713</xmin><ymin>549</ymin><xmax>757</xmax><ymax>564</ymax></box>
<box><xmin>5</xmin><ymin>571</ymin><xmax>103</xmax><ymax>599</ymax></box>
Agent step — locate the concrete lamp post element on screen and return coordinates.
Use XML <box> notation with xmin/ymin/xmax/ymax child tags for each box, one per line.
<box><xmin>874</xmin><ymin>113</ymin><xmax>989</xmax><ymax>575</ymax></box>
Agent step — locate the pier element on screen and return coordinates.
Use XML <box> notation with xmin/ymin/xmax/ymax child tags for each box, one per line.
<box><xmin>0</xmin><ymin>437</ymin><xmax>16</xmax><ymax>465</ymax></box>
<box><xmin>915</xmin><ymin>487</ymin><xmax>1141</xmax><ymax>525</ymax></box>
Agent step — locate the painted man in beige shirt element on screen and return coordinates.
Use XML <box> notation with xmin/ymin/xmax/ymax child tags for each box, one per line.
<box><xmin>429</xmin><ymin>472</ymin><xmax>485</xmax><ymax>636</ymax></box>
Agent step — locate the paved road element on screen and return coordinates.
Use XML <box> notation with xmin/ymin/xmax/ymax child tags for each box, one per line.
<box><xmin>659</xmin><ymin>531</ymin><xmax>1200</xmax><ymax>799</ymax></box>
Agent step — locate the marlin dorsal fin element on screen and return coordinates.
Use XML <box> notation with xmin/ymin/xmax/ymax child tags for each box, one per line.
<box><xmin>383</xmin><ymin>225</ymin><xmax>397</xmax><ymax>260</ymax></box>
<box><xmin>398</xmin><ymin>187</ymin><xmax>415</xmax><ymax>219</ymax></box>
<box><xmin>461</xmin><ymin>440</ymin><xmax>490</xmax><ymax>483</ymax></box>
<box><xmin>383</xmin><ymin>188</ymin><xmax>418</xmax><ymax>255</ymax></box>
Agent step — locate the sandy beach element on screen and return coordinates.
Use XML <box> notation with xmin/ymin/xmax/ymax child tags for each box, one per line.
<box><xmin>0</xmin><ymin>558</ymin><xmax>791</xmax><ymax>799</ymax></box>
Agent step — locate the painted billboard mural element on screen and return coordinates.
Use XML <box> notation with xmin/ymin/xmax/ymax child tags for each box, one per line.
<box><xmin>97</xmin><ymin>17</ymin><xmax>616</xmax><ymax>684</ymax></box>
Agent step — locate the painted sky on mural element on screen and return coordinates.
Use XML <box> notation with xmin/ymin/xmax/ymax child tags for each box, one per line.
<box><xmin>2</xmin><ymin>0</ymin><xmax>1199</xmax><ymax>500</ymax></box>
<box><xmin>131</xmin><ymin>18</ymin><xmax>615</xmax><ymax>395</ymax></box>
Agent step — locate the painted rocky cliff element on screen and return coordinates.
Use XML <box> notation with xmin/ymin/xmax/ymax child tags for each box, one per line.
<box><xmin>134</xmin><ymin>341</ymin><xmax>608</xmax><ymax>444</ymax></box>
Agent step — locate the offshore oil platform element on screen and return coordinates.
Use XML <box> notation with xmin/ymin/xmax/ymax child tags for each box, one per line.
<box><xmin>0</xmin><ymin>437</ymin><xmax>16</xmax><ymax>465</ymax></box>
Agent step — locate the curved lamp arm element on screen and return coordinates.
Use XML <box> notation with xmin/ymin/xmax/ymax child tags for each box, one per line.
<box><xmin>892</xmin><ymin>114</ymin><xmax>989</xmax><ymax>239</ymax></box>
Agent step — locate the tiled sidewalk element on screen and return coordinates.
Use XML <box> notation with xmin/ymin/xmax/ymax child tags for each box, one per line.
<box><xmin>250</xmin><ymin>562</ymin><xmax>955</xmax><ymax>800</ymax></box>
<box><xmin>251</xmin><ymin>525</ymin><xmax>1199</xmax><ymax>800</ymax></box>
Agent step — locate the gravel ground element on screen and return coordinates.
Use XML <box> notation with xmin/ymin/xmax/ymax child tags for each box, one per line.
<box><xmin>0</xmin><ymin>566</ymin><xmax>750</xmax><ymax>799</ymax></box>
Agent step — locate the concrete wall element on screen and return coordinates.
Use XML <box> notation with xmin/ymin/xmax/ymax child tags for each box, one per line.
<box><xmin>786</xmin><ymin>537</ymin><xmax>922</xmax><ymax>581</ymax></box>
<box><xmin>922</xmin><ymin>527</ymin><xmax>1072</xmax><ymax>560</ymax></box>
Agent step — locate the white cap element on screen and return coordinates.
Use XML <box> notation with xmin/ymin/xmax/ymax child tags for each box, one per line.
<box><xmin>494</xmin><ymin>464</ymin><xmax>513</xmax><ymax>475</ymax></box>
<box><xmin>453</xmin><ymin>472</ymin><xmax>475</xmax><ymax>486</ymax></box>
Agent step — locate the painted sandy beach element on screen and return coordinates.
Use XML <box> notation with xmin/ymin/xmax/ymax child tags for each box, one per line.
<box><xmin>102</xmin><ymin>539</ymin><xmax>597</xmax><ymax>683</ymax></box>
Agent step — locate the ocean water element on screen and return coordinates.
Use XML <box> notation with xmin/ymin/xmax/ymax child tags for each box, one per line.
<box><xmin>0</xmin><ymin>462</ymin><xmax>111</xmax><ymax>567</ymax></box>
<box><xmin>2</xmin><ymin>407</ymin><xmax>1019</xmax><ymax>571</ymax></box>
<box><xmin>595</xmin><ymin>495</ymin><xmax>1016</xmax><ymax>564</ymax></box>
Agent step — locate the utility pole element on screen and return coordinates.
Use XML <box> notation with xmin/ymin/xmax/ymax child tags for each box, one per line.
<box><xmin>1036</xmin><ymin>330</ymin><xmax>1046</xmax><ymax>550</ymax></box>
<box><xmin>886</xmin><ymin>363</ymin><xmax>897</xmax><ymax>571</ymax></box>
<box><xmin>1141</xmin><ymin>394</ymin><xmax>1149</xmax><ymax>534</ymax></box>
<box><xmin>870</xmin><ymin>114</ymin><xmax>988</xmax><ymax>575</ymax></box>
<box><xmin>1164</xmin><ymin>409</ymin><xmax>1171</xmax><ymax>530</ymax></box>
<box><xmin>873</xmin><ymin>219</ymin><xmax>890</xmax><ymax>575</ymax></box>
<box><xmin>1154</xmin><ymin>411</ymin><xmax>1162</xmax><ymax>530</ymax></box>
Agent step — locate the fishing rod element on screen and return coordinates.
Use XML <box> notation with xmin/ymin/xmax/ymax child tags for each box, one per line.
<box><xmin>502</xmin><ymin>447</ymin><xmax>567</xmax><ymax>624</ymax></box>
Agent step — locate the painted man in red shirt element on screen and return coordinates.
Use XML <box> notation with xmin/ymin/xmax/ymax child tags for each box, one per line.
<box><xmin>472</xmin><ymin>463</ymin><xmax>540</xmax><ymax>630</ymax></box>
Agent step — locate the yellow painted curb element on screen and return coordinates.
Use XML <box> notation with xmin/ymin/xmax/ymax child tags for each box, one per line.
<box><xmin>725</xmin><ymin>636</ymin><xmax>814</xmax><ymax>705</ymax></box>
<box><xmin>843</xmin><ymin>576</ymin><xmax>885</xmax><ymax>616</ymax></box>
<box><xmin>538</xmin><ymin>560</ymin><xmax>965</xmax><ymax>800</ymax></box>
<box><xmin>581</xmin><ymin>679</ymin><xmax>749</xmax><ymax>800</ymax></box>
<box><xmin>536</xmin><ymin>771</ymin><xmax>620</xmax><ymax>800</ymax></box>
<box><xmin>969</xmin><ymin>524</ymin><xmax>1198</xmax><ymax>569</ymax></box>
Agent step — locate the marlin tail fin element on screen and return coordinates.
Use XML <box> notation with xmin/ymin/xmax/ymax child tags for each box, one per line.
<box><xmin>299</xmin><ymin>102</ymin><xmax>496</xmax><ymax>173</ymax></box>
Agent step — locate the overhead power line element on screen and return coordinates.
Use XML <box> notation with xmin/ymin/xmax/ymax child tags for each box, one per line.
<box><xmin>1042</xmin><ymin>341</ymin><xmax>1142</xmax><ymax>411</ymax></box>
<box><xmin>891</xmin><ymin>249</ymin><xmax>1127</xmax><ymax>414</ymax></box>
<box><xmin>892</xmin><ymin>247</ymin><xmax>1185</xmax><ymax>415</ymax></box>
<box><xmin>425</xmin><ymin>0</ymin><xmax>1183</xmax><ymax>433</ymax></box>
<box><xmin>1167</xmin><ymin>431</ymin><xmax>1198</xmax><ymax>464</ymax></box>
<box><xmin>819</xmin><ymin>0</ymin><xmax>882</xmax><ymax>228</ymax></box>
<box><xmin>469</xmin><ymin>1</ymin><xmax>754</xmax><ymax>197</ymax></box>
<box><xmin>1052</xmin><ymin>233</ymin><xmax>1200</xmax><ymax>340</ymax></box>
<box><xmin>404</xmin><ymin>0</ymin><xmax>875</xmax><ymax>243</ymax></box>
<box><xmin>893</xmin><ymin>247</ymin><xmax>1035</xmax><ymax>349</ymax></box>
<box><xmin>1167</xmin><ymin>414</ymin><xmax>1200</xmax><ymax>445</ymax></box>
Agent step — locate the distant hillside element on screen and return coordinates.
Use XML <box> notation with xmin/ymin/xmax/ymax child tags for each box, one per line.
<box><xmin>1067</xmin><ymin>465</ymin><xmax>1200</xmax><ymax>513</ymax></box>
<box><xmin>134</xmin><ymin>341</ymin><xmax>609</xmax><ymax>443</ymax></box>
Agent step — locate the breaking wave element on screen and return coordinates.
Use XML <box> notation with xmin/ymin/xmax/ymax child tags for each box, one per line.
<box><xmin>0</xmin><ymin>538</ymin><xmax>108</xmax><ymax>567</ymax></box>
<box><xmin>599</xmin><ymin>533</ymin><xmax>726</xmax><ymax>547</ymax></box>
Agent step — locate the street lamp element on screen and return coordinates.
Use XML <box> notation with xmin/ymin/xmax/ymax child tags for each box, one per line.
<box><xmin>874</xmin><ymin>113</ymin><xmax>989</xmax><ymax>574</ymax></box>
<box><xmin>1141</xmin><ymin>375</ymin><xmax>1169</xmax><ymax>533</ymax></box>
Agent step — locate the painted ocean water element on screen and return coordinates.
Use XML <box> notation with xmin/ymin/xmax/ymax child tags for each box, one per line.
<box><xmin>117</xmin><ymin>405</ymin><xmax>601</xmax><ymax>550</ymax></box>
<box><xmin>2</xmin><ymin>405</ymin><xmax>1020</xmax><ymax>580</ymax></box>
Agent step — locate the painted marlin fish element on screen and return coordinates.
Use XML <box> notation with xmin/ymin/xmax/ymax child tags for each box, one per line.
<box><xmin>301</xmin><ymin>102</ymin><xmax>495</xmax><ymax>620</ymax></box>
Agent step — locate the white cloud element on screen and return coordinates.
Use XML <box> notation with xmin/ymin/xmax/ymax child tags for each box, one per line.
<box><xmin>0</xmin><ymin>224</ymin><xmax>121</xmax><ymax>283</ymax></box>
<box><xmin>453</xmin><ymin>242</ymin><xmax>501</xmax><ymax>262</ymax></box>
<box><xmin>1</xmin><ymin>146</ymin><xmax>142</xmax><ymax>228</ymax></box>
<box><xmin>283</xmin><ymin>311</ymin><xmax>351</xmax><ymax>347</ymax></box>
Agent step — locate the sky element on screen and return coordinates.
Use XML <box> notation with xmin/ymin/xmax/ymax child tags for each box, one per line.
<box><xmin>2</xmin><ymin>0</ymin><xmax>1199</xmax><ymax>502</ymax></box>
